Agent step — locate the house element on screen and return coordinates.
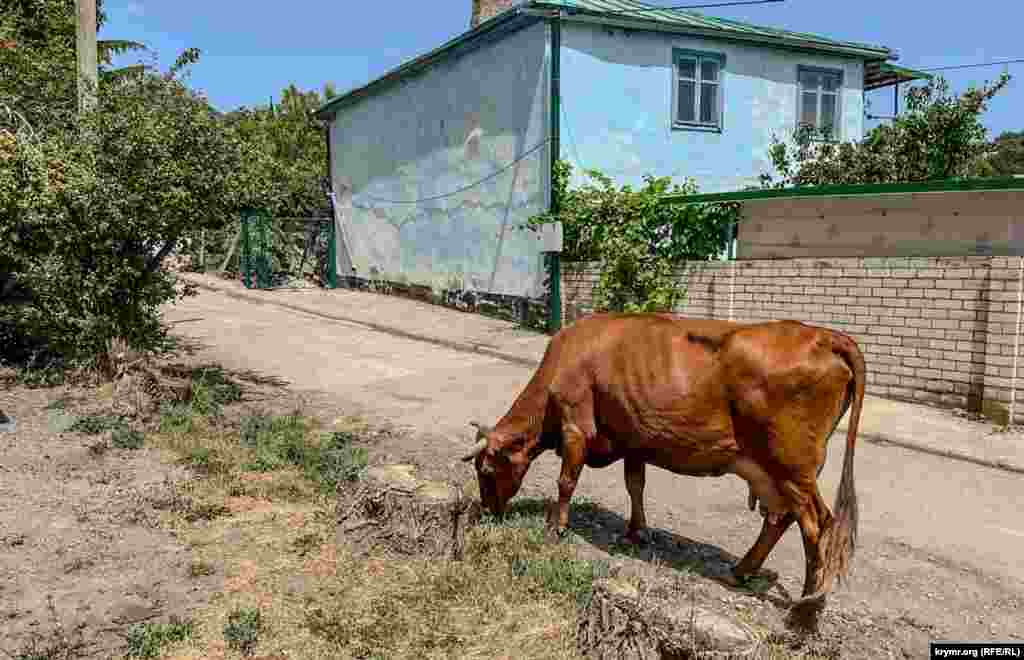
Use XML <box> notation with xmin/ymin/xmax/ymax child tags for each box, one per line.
<box><xmin>315</xmin><ymin>0</ymin><xmax>925</xmax><ymax>300</ymax></box>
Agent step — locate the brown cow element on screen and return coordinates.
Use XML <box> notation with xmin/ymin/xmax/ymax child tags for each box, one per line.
<box><xmin>462</xmin><ymin>313</ymin><xmax>865</xmax><ymax>605</ymax></box>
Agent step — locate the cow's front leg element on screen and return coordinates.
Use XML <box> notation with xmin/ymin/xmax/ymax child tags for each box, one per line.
<box><xmin>553</xmin><ymin>421</ymin><xmax>587</xmax><ymax>538</ymax></box>
<box><xmin>621</xmin><ymin>458</ymin><xmax>649</xmax><ymax>545</ymax></box>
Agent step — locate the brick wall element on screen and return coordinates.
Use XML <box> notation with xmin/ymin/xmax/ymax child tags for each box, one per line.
<box><xmin>561</xmin><ymin>256</ymin><xmax>1024</xmax><ymax>423</ymax></box>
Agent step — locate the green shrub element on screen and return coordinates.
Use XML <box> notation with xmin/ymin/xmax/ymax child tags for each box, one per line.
<box><xmin>124</xmin><ymin>618</ymin><xmax>193</xmax><ymax>659</ymax></box>
<box><xmin>525</xmin><ymin>161</ymin><xmax>736</xmax><ymax>314</ymax></box>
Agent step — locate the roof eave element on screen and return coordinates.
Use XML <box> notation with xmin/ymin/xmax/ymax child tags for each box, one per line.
<box><xmin>313</xmin><ymin>4</ymin><xmax>538</xmax><ymax>120</ymax></box>
<box><xmin>527</xmin><ymin>4</ymin><xmax>893</xmax><ymax>60</ymax></box>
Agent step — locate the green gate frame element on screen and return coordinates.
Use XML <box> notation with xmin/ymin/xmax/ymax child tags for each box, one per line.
<box><xmin>240</xmin><ymin>209</ymin><xmax>337</xmax><ymax>290</ymax></box>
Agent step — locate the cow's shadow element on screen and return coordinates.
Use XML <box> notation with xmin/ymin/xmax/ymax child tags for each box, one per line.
<box><xmin>504</xmin><ymin>496</ymin><xmax>799</xmax><ymax>612</ymax></box>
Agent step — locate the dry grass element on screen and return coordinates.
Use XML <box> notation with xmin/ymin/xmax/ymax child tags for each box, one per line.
<box><xmin>3</xmin><ymin>358</ymin><xmax>836</xmax><ymax>660</ymax></box>
<box><xmin>130</xmin><ymin>371</ymin><xmax>587</xmax><ymax>660</ymax></box>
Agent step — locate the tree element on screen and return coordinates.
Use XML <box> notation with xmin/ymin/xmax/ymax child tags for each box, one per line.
<box><xmin>1</xmin><ymin>45</ymin><xmax>246</xmax><ymax>363</ymax></box>
<box><xmin>761</xmin><ymin>73</ymin><xmax>1012</xmax><ymax>188</ymax></box>
<box><xmin>0</xmin><ymin>0</ymin><xmax>147</xmax><ymax>131</ymax></box>
<box><xmin>984</xmin><ymin>130</ymin><xmax>1024</xmax><ymax>176</ymax></box>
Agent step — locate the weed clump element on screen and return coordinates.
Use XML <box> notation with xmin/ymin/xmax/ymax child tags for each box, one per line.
<box><xmin>223</xmin><ymin>607</ymin><xmax>262</xmax><ymax>657</ymax></box>
<box><xmin>124</xmin><ymin>618</ymin><xmax>194</xmax><ymax>659</ymax></box>
<box><xmin>240</xmin><ymin>415</ymin><xmax>368</xmax><ymax>492</ymax></box>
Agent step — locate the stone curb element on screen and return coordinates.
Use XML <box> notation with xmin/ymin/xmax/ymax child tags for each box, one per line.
<box><xmin>179</xmin><ymin>274</ymin><xmax>1024</xmax><ymax>477</ymax></box>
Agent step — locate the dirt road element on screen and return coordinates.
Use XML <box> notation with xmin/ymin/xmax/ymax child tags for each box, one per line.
<box><xmin>164</xmin><ymin>288</ymin><xmax>1024</xmax><ymax>655</ymax></box>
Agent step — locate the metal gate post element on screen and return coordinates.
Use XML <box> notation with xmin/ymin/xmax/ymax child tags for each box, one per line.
<box><xmin>240</xmin><ymin>210</ymin><xmax>252</xmax><ymax>289</ymax></box>
<box><xmin>328</xmin><ymin>217</ymin><xmax>338</xmax><ymax>289</ymax></box>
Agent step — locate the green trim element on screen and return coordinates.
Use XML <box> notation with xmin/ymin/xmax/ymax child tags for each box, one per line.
<box><xmin>661</xmin><ymin>177</ymin><xmax>1024</xmax><ymax>205</ymax></box>
<box><xmin>673</xmin><ymin>48</ymin><xmax>726</xmax><ymax>66</ymax></box>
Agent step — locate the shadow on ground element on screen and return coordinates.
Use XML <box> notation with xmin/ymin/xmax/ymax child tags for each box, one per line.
<box><xmin>502</xmin><ymin>497</ymin><xmax>801</xmax><ymax>611</ymax></box>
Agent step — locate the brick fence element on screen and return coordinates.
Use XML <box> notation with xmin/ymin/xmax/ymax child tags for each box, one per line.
<box><xmin>561</xmin><ymin>256</ymin><xmax>1024</xmax><ymax>423</ymax></box>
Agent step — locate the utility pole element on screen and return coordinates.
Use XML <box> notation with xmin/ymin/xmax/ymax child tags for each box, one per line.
<box><xmin>76</xmin><ymin>0</ymin><xmax>98</xmax><ymax>113</ymax></box>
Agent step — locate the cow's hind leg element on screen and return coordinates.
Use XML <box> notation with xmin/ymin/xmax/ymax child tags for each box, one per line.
<box><xmin>621</xmin><ymin>458</ymin><xmax>649</xmax><ymax>545</ymax></box>
<box><xmin>792</xmin><ymin>482</ymin><xmax>834</xmax><ymax>602</ymax></box>
<box><xmin>731</xmin><ymin>457</ymin><xmax>794</xmax><ymax>581</ymax></box>
<box><xmin>733</xmin><ymin>512</ymin><xmax>796</xmax><ymax>581</ymax></box>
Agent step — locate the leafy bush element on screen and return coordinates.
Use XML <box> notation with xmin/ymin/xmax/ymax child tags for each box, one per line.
<box><xmin>124</xmin><ymin>618</ymin><xmax>193</xmax><ymax>659</ymax></box>
<box><xmin>760</xmin><ymin>73</ymin><xmax>1012</xmax><ymax>188</ymax></box>
<box><xmin>1</xmin><ymin>47</ymin><xmax>243</xmax><ymax>365</ymax></box>
<box><xmin>526</xmin><ymin>161</ymin><xmax>736</xmax><ymax>313</ymax></box>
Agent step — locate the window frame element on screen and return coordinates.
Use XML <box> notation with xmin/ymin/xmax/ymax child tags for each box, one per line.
<box><xmin>796</xmin><ymin>65</ymin><xmax>844</xmax><ymax>142</ymax></box>
<box><xmin>671</xmin><ymin>48</ymin><xmax>726</xmax><ymax>133</ymax></box>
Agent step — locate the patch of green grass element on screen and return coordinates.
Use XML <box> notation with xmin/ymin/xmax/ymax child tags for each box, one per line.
<box><xmin>223</xmin><ymin>607</ymin><xmax>262</xmax><ymax>657</ymax></box>
<box><xmin>239</xmin><ymin>415</ymin><xmax>368</xmax><ymax>491</ymax></box>
<box><xmin>44</xmin><ymin>396</ymin><xmax>69</xmax><ymax>411</ymax></box>
<box><xmin>158</xmin><ymin>402</ymin><xmax>195</xmax><ymax>434</ymax></box>
<box><xmin>190</xmin><ymin>366</ymin><xmax>243</xmax><ymax>408</ymax></box>
<box><xmin>69</xmin><ymin>413</ymin><xmax>124</xmax><ymax>435</ymax></box>
<box><xmin>510</xmin><ymin>557</ymin><xmax>611</xmax><ymax>607</ymax></box>
<box><xmin>111</xmin><ymin>427</ymin><xmax>145</xmax><ymax>450</ymax></box>
<box><xmin>124</xmin><ymin>618</ymin><xmax>194</xmax><ymax>659</ymax></box>
<box><xmin>179</xmin><ymin>447</ymin><xmax>230</xmax><ymax>475</ymax></box>
<box><xmin>314</xmin><ymin>431</ymin><xmax>369</xmax><ymax>491</ymax></box>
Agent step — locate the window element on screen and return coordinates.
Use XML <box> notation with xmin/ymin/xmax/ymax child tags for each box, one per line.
<box><xmin>673</xmin><ymin>49</ymin><xmax>725</xmax><ymax>130</ymax></box>
<box><xmin>798</xmin><ymin>66</ymin><xmax>842</xmax><ymax>140</ymax></box>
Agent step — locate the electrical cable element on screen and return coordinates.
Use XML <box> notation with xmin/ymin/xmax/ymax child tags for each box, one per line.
<box><xmin>353</xmin><ymin>138</ymin><xmax>551</xmax><ymax>205</ymax></box>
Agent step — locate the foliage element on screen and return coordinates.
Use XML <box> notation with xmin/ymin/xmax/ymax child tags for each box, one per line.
<box><xmin>761</xmin><ymin>73</ymin><xmax>1012</xmax><ymax>187</ymax></box>
<box><xmin>124</xmin><ymin>618</ymin><xmax>194</xmax><ymax>659</ymax></box>
<box><xmin>983</xmin><ymin>130</ymin><xmax>1024</xmax><ymax>176</ymax></box>
<box><xmin>526</xmin><ymin>160</ymin><xmax>736</xmax><ymax>313</ymax></box>
<box><xmin>0</xmin><ymin>0</ymin><xmax>145</xmax><ymax>132</ymax></box>
<box><xmin>2</xmin><ymin>38</ymin><xmax>243</xmax><ymax>362</ymax></box>
<box><xmin>182</xmin><ymin>83</ymin><xmax>337</xmax><ymax>274</ymax></box>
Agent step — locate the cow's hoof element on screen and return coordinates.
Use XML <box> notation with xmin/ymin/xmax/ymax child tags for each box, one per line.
<box><xmin>544</xmin><ymin>526</ymin><xmax>569</xmax><ymax>543</ymax></box>
<box><xmin>619</xmin><ymin>529</ymin><xmax>650</xmax><ymax>546</ymax></box>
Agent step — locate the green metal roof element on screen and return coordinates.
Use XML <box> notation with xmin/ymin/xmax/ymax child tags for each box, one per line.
<box><xmin>530</xmin><ymin>0</ymin><xmax>893</xmax><ymax>59</ymax></box>
<box><xmin>315</xmin><ymin>0</ymin><xmax>896</xmax><ymax>119</ymax></box>
<box><xmin>660</xmin><ymin>177</ymin><xmax>1024</xmax><ymax>205</ymax></box>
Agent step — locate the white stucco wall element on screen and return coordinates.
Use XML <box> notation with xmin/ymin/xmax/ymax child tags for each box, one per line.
<box><xmin>559</xmin><ymin>21</ymin><xmax>866</xmax><ymax>194</ymax></box>
<box><xmin>328</xmin><ymin>20</ymin><xmax>551</xmax><ymax>298</ymax></box>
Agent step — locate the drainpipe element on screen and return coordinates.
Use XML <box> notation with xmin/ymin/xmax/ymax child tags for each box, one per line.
<box><xmin>546</xmin><ymin>10</ymin><xmax>562</xmax><ymax>334</ymax></box>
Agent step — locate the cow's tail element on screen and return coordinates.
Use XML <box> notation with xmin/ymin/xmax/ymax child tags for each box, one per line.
<box><xmin>820</xmin><ymin>330</ymin><xmax>865</xmax><ymax>593</ymax></box>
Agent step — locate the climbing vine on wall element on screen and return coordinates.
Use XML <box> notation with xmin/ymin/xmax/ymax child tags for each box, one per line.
<box><xmin>525</xmin><ymin>160</ymin><xmax>739</xmax><ymax>313</ymax></box>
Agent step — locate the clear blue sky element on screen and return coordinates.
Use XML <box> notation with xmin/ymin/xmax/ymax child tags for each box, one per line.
<box><xmin>100</xmin><ymin>0</ymin><xmax>1021</xmax><ymax>137</ymax></box>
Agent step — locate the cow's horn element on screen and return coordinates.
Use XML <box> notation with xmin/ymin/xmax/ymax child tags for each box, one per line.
<box><xmin>461</xmin><ymin>437</ymin><xmax>488</xmax><ymax>462</ymax></box>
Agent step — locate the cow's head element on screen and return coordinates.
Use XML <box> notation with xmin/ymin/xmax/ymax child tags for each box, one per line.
<box><xmin>461</xmin><ymin>421</ymin><xmax>531</xmax><ymax>515</ymax></box>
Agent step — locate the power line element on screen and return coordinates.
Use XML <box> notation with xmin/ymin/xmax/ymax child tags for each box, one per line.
<box><xmin>917</xmin><ymin>58</ymin><xmax>1024</xmax><ymax>72</ymax></box>
<box><xmin>353</xmin><ymin>138</ymin><xmax>550</xmax><ymax>205</ymax></box>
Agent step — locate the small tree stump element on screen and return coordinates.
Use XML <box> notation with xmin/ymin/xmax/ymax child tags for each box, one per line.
<box><xmin>335</xmin><ymin>464</ymin><xmax>481</xmax><ymax>561</ymax></box>
<box><xmin>577</xmin><ymin>577</ymin><xmax>759</xmax><ymax>660</ymax></box>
